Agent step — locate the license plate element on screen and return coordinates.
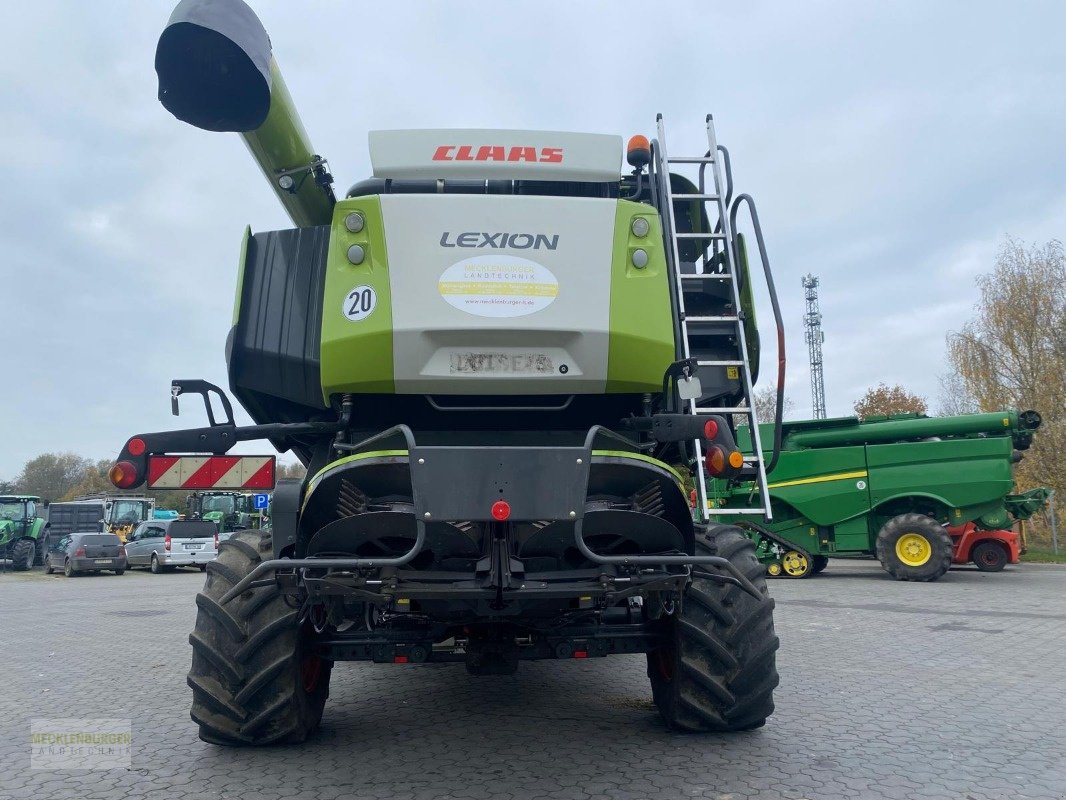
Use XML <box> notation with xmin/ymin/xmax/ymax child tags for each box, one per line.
<box><xmin>95</xmin><ymin>559</ymin><xmax>112</xmax><ymax>565</ymax></box>
<box><xmin>184</xmin><ymin>543</ymin><xmax>203</xmax><ymax>550</ymax></box>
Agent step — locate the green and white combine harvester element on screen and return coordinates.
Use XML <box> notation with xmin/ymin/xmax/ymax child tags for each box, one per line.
<box><xmin>109</xmin><ymin>0</ymin><xmax>789</xmax><ymax>744</ymax></box>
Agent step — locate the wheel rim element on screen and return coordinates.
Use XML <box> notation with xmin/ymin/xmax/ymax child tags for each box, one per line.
<box><xmin>782</xmin><ymin>551</ymin><xmax>809</xmax><ymax>576</ymax></box>
<box><xmin>301</xmin><ymin>654</ymin><xmax>323</xmax><ymax>693</ymax></box>
<box><xmin>895</xmin><ymin>533</ymin><xmax>932</xmax><ymax>567</ymax></box>
<box><xmin>979</xmin><ymin>547</ymin><xmax>1001</xmax><ymax>567</ymax></box>
<box><xmin>767</xmin><ymin>562</ymin><xmax>782</xmax><ymax>576</ymax></box>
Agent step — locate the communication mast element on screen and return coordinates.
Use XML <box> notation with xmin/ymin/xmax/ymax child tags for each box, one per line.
<box><xmin>802</xmin><ymin>274</ymin><xmax>827</xmax><ymax>419</ymax></box>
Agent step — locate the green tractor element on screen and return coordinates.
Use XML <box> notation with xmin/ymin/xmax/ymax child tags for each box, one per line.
<box><xmin>0</xmin><ymin>495</ymin><xmax>45</xmax><ymax>571</ymax></box>
<box><xmin>108</xmin><ymin>0</ymin><xmax>788</xmax><ymax>744</ymax></box>
<box><xmin>188</xmin><ymin>491</ymin><xmax>264</xmax><ymax>534</ymax></box>
<box><xmin>710</xmin><ymin>410</ymin><xmax>1048</xmax><ymax>581</ymax></box>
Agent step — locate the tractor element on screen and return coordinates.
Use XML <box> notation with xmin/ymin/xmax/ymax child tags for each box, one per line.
<box><xmin>0</xmin><ymin>495</ymin><xmax>45</xmax><ymax>570</ymax></box>
<box><xmin>108</xmin><ymin>0</ymin><xmax>788</xmax><ymax>744</ymax></box>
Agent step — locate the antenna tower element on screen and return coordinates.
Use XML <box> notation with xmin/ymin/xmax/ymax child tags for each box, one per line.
<box><xmin>802</xmin><ymin>274</ymin><xmax>827</xmax><ymax>419</ymax></box>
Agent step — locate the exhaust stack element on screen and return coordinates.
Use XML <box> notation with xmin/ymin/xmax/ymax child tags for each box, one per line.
<box><xmin>155</xmin><ymin>0</ymin><xmax>335</xmax><ymax>227</ymax></box>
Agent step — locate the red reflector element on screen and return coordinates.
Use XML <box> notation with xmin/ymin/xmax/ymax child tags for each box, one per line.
<box><xmin>703</xmin><ymin>419</ymin><xmax>719</xmax><ymax>440</ymax></box>
<box><xmin>393</xmin><ymin>655</ymin><xmax>409</xmax><ymax>664</ymax></box>
<box><xmin>127</xmin><ymin>437</ymin><xmax>146</xmax><ymax>456</ymax></box>
<box><xmin>573</xmin><ymin>650</ymin><xmax>589</xmax><ymax>659</ymax></box>
<box><xmin>491</xmin><ymin>500</ymin><xmax>511</xmax><ymax>521</ymax></box>
<box><xmin>109</xmin><ymin>461</ymin><xmax>138</xmax><ymax>489</ymax></box>
<box><xmin>164</xmin><ymin>534</ymin><xmax>171</xmax><ymax>552</ymax></box>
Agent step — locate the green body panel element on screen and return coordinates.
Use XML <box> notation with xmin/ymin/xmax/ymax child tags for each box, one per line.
<box><xmin>319</xmin><ymin>197</ymin><xmax>396</xmax><ymax>399</ymax></box>
<box><xmin>241</xmin><ymin>61</ymin><xmax>334</xmax><ymax>228</ymax></box>
<box><xmin>233</xmin><ymin>226</ymin><xmax>251</xmax><ymax>326</ymax></box>
<box><xmin>606</xmin><ymin>201</ymin><xmax>676</xmax><ymax>392</ymax></box>
<box><xmin>714</xmin><ymin>411</ymin><xmax>1047</xmax><ymax>560</ymax></box>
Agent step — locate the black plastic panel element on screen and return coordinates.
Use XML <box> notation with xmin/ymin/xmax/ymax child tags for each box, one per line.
<box><xmin>229</xmin><ymin>226</ymin><xmax>330</xmax><ymax>417</ymax></box>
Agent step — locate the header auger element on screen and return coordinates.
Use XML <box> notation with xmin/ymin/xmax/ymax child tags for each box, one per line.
<box><xmin>113</xmin><ymin>0</ymin><xmax>786</xmax><ymax>745</ymax></box>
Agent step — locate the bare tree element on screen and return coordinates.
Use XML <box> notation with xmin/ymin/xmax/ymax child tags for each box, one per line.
<box><xmin>13</xmin><ymin>453</ymin><xmax>91</xmax><ymax>503</ymax></box>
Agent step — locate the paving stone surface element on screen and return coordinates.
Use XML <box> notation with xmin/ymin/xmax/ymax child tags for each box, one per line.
<box><xmin>1</xmin><ymin>559</ymin><xmax>1064</xmax><ymax>799</ymax></box>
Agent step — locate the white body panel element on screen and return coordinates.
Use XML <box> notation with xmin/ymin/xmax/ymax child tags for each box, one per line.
<box><xmin>369</xmin><ymin>129</ymin><xmax>622</xmax><ymax>182</ymax></box>
<box><xmin>380</xmin><ymin>195</ymin><xmax>617</xmax><ymax>394</ymax></box>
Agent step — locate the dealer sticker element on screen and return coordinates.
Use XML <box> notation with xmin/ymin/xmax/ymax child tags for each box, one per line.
<box><xmin>438</xmin><ymin>255</ymin><xmax>558</xmax><ymax>318</ymax></box>
<box><xmin>342</xmin><ymin>285</ymin><xmax>377</xmax><ymax>321</ymax></box>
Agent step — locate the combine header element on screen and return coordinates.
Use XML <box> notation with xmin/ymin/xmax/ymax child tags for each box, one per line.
<box><xmin>110</xmin><ymin>0</ymin><xmax>786</xmax><ymax>744</ymax></box>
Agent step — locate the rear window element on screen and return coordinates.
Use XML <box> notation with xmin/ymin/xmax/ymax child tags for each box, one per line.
<box><xmin>168</xmin><ymin>521</ymin><xmax>217</xmax><ymax>539</ymax></box>
<box><xmin>77</xmin><ymin>535</ymin><xmax>121</xmax><ymax>545</ymax></box>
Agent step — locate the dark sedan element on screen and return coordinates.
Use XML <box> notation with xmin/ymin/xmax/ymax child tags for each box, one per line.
<box><xmin>44</xmin><ymin>532</ymin><xmax>127</xmax><ymax>577</ymax></box>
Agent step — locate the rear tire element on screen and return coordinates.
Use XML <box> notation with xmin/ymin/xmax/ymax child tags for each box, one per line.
<box><xmin>876</xmin><ymin>513</ymin><xmax>952</xmax><ymax>582</ymax></box>
<box><xmin>11</xmin><ymin>539</ymin><xmax>34</xmax><ymax>571</ymax></box>
<box><xmin>188</xmin><ymin>530</ymin><xmax>332</xmax><ymax>746</ymax></box>
<box><xmin>972</xmin><ymin>541</ymin><xmax>1008</xmax><ymax>572</ymax></box>
<box><xmin>150</xmin><ymin>554</ymin><xmax>162</xmax><ymax>574</ymax></box>
<box><xmin>648</xmin><ymin>526</ymin><xmax>779</xmax><ymax>732</ymax></box>
<box><xmin>63</xmin><ymin>559</ymin><xmax>76</xmax><ymax>578</ymax></box>
<box><xmin>114</xmin><ymin>569</ymin><xmax>125</xmax><ymax>576</ymax></box>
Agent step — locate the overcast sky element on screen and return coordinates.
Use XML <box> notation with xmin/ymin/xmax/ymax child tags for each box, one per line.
<box><xmin>1</xmin><ymin>1</ymin><xmax>1064</xmax><ymax>479</ymax></box>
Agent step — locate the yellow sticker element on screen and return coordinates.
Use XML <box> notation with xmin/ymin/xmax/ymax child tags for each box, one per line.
<box><xmin>726</xmin><ymin>366</ymin><xmax>739</xmax><ymax>379</ymax></box>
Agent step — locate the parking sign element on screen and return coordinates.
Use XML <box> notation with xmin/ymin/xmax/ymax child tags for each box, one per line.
<box><xmin>253</xmin><ymin>494</ymin><xmax>269</xmax><ymax>510</ymax></box>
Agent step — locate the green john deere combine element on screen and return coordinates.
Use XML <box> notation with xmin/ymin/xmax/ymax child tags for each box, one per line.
<box><xmin>711</xmin><ymin>410</ymin><xmax>1048</xmax><ymax>581</ymax></box>
<box><xmin>108</xmin><ymin>0</ymin><xmax>789</xmax><ymax>744</ymax></box>
<box><xmin>0</xmin><ymin>495</ymin><xmax>45</xmax><ymax>570</ymax></box>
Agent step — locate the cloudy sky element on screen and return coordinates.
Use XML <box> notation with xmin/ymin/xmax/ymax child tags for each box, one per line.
<box><xmin>1</xmin><ymin>1</ymin><xmax>1064</xmax><ymax>479</ymax></box>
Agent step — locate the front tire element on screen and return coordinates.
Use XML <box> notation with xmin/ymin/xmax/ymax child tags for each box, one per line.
<box><xmin>648</xmin><ymin>526</ymin><xmax>779</xmax><ymax>732</ymax></box>
<box><xmin>188</xmin><ymin>530</ymin><xmax>332</xmax><ymax>746</ymax></box>
<box><xmin>876</xmin><ymin>513</ymin><xmax>952</xmax><ymax>582</ymax></box>
<box><xmin>11</xmin><ymin>539</ymin><xmax>34</xmax><ymax>571</ymax></box>
<box><xmin>972</xmin><ymin>541</ymin><xmax>1008</xmax><ymax>572</ymax></box>
<box><xmin>811</xmin><ymin>555</ymin><xmax>829</xmax><ymax>574</ymax></box>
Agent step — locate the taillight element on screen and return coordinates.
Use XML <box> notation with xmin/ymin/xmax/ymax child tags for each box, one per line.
<box><xmin>164</xmin><ymin>534</ymin><xmax>172</xmax><ymax>552</ymax></box>
<box><xmin>491</xmin><ymin>501</ymin><xmax>511</xmax><ymax>521</ymax></box>
<box><xmin>109</xmin><ymin>460</ymin><xmax>138</xmax><ymax>489</ymax></box>
<box><xmin>214</xmin><ymin>532</ymin><xmax>219</xmax><ymax>550</ymax></box>
<box><xmin>74</xmin><ymin>546</ymin><xmax>86</xmax><ymax>557</ymax></box>
<box><xmin>118</xmin><ymin>546</ymin><xmax>126</xmax><ymax>557</ymax></box>
<box><xmin>705</xmin><ymin>445</ymin><xmax>727</xmax><ymax>476</ymax></box>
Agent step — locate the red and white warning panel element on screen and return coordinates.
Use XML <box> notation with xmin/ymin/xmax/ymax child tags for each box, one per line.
<box><xmin>147</xmin><ymin>455</ymin><xmax>276</xmax><ymax>490</ymax></box>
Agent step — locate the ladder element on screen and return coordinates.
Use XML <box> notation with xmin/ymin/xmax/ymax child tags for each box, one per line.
<box><xmin>654</xmin><ymin>114</ymin><xmax>773</xmax><ymax>521</ymax></box>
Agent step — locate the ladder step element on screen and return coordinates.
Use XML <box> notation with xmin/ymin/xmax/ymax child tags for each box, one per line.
<box><xmin>692</xmin><ymin>406</ymin><xmax>749</xmax><ymax>414</ymax></box>
<box><xmin>668</xmin><ymin>156</ymin><xmax>715</xmax><ymax>164</ymax></box>
<box><xmin>681</xmin><ymin>273</ymin><xmax>733</xmax><ymax>281</ymax></box>
<box><xmin>685</xmin><ymin>315</ymin><xmax>739</xmax><ymax>323</ymax></box>
<box><xmin>675</xmin><ymin>232</ymin><xmax>726</xmax><ymax>240</ymax></box>
<box><xmin>696</xmin><ymin>360</ymin><xmax>744</xmax><ymax>367</ymax></box>
<box><xmin>671</xmin><ymin>193</ymin><xmax>720</xmax><ymax>200</ymax></box>
<box><xmin>707</xmin><ymin>508</ymin><xmax>769</xmax><ymax>516</ymax></box>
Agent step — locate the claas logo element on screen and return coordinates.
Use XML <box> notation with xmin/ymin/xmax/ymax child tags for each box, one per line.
<box><xmin>432</xmin><ymin>145</ymin><xmax>564</xmax><ymax>163</ymax></box>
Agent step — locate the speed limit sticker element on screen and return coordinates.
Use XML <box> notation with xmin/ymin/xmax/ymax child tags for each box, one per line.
<box><xmin>342</xmin><ymin>286</ymin><xmax>377</xmax><ymax>321</ymax></box>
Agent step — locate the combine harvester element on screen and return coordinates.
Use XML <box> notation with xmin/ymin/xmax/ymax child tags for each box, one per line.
<box><xmin>107</xmin><ymin>0</ymin><xmax>789</xmax><ymax>743</ymax></box>
<box><xmin>711</xmin><ymin>411</ymin><xmax>1048</xmax><ymax>580</ymax></box>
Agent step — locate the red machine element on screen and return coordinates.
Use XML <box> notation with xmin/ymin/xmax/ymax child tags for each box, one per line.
<box><xmin>947</xmin><ymin>523</ymin><xmax>1022</xmax><ymax>572</ymax></box>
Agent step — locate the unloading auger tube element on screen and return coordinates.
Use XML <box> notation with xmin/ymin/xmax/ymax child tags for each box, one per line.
<box><xmin>218</xmin><ymin>424</ymin><xmax>764</xmax><ymax>605</ymax></box>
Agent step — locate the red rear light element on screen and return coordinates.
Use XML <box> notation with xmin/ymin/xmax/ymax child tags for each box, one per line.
<box><xmin>74</xmin><ymin>546</ymin><xmax>86</xmax><ymax>557</ymax></box>
<box><xmin>127</xmin><ymin>437</ymin><xmax>146</xmax><ymax>456</ymax></box>
<box><xmin>119</xmin><ymin>546</ymin><xmax>126</xmax><ymax>557</ymax></box>
<box><xmin>109</xmin><ymin>460</ymin><xmax>138</xmax><ymax>489</ymax></box>
<box><xmin>164</xmin><ymin>534</ymin><xmax>172</xmax><ymax>552</ymax></box>
<box><xmin>703</xmin><ymin>419</ymin><xmax>719</xmax><ymax>439</ymax></box>
<box><xmin>214</xmin><ymin>532</ymin><xmax>219</xmax><ymax>550</ymax></box>
<box><xmin>705</xmin><ymin>446</ymin><xmax>727</xmax><ymax>476</ymax></box>
<box><xmin>491</xmin><ymin>500</ymin><xmax>511</xmax><ymax>521</ymax></box>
